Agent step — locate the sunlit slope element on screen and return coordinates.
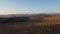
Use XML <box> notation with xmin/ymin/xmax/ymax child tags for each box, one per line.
<box><xmin>44</xmin><ymin>16</ymin><xmax>60</xmax><ymax>22</ymax></box>
<box><xmin>44</xmin><ymin>15</ymin><xmax>60</xmax><ymax>24</ymax></box>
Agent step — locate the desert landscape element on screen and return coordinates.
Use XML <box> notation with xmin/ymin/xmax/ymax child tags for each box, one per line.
<box><xmin>0</xmin><ymin>0</ymin><xmax>60</xmax><ymax>34</ymax></box>
<box><xmin>0</xmin><ymin>14</ymin><xmax>60</xmax><ymax>34</ymax></box>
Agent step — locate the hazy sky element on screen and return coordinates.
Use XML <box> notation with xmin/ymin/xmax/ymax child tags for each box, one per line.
<box><xmin>0</xmin><ymin>0</ymin><xmax>60</xmax><ymax>15</ymax></box>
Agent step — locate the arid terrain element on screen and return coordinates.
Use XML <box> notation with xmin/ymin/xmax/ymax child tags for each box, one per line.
<box><xmin>0</xmin><ymin>14</ymin><xmax>60</xmax><ymax>34</ymax></box>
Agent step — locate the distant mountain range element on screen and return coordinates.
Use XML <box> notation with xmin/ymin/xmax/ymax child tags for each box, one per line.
<box><xmin>0</xmin><ymin>14</ymin><xmax>59</xmax><ymax>18</ymax></box>
<box><xmin>0</xmin><ymin>14</ymin><xmax>31</xmax><ymax>18</ymax></box>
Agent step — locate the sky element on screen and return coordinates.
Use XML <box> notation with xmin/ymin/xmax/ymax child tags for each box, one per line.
<box><xmin>0</xmin><ymin>0</ymin><xmax>60</xmax><ymax>15</ymax></box>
